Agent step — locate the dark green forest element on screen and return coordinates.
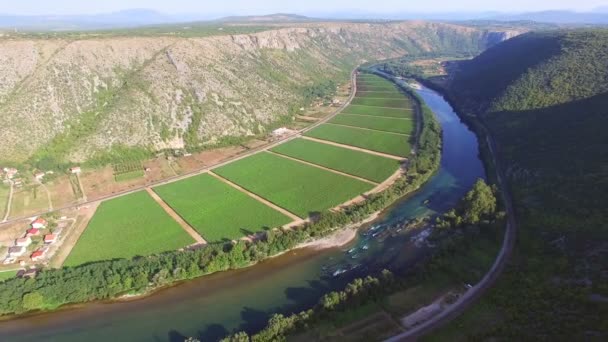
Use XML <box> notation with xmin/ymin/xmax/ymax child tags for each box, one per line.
<box><xmin>425</xmin><ymin>29</ymin><xmax>608</xmax><ymax>340</ymax></box>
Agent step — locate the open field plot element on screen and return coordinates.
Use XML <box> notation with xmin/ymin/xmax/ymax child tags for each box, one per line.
<box><xmin>113</xmin><ymin>160</ymin><xmax>144</xmax><ymax>182</ymax></box>
<box><xmin>46</xmin><ymin>175</ymin><xmax>79</xmax><ymax>207</ymax></box>
<box><xmin>304</xmin><ymin>124</ymin><xmax>411</xmax><ymax>157</ymax></box>
<box><xmin>356</xmin><ymin>91</ymin><xmax>406</xmax><ymax>98</ymax></box>
<box><xmin>341</xmin><ymin>105</ymin><xmax>413</xmax><ymax>118</ymax></box>
<box><xmin>329</xmin><ymin>114</ymin><xmax>414</xmax><ymax>135</ymax></box>
<box><xmin>214</xmin><ymin>153</ymin><xmax>373</xmax><ymax>218</ymax></box>
<box><xmin>9</xmin><ymin>185</ymin><xmax>49</xmax><ymax>218</ymax></box>
<box><xmin>351</xmin><ymin>97</ymin><xmax>411</xmax><ymax>108</ymax></box>
<box><xmin>357</xmin><ymin>84</ymin><xmax>398</xmax><ymax>92</ymax></box>
<box><xmin>63</xmin><ymin>191</ymin><xmax>194</xmax><ymax>266</ymax></box>
<box><xmin>154</xmin><ymin>174</ymin><xmax>292</xmax><ymax>242</ymax></box>
<box><xmin>0</xmin><ymin>185</ymin><xmax>9</xmax><ymax>218</ymax></box>
<box><xmin>271</xmin><ymin>138</ymin><xmax>400</xmax><ymax>183</ymax></box>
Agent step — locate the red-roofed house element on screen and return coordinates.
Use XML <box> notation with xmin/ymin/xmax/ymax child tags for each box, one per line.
<box><xmin>15</xmin><ymin>237</ymin><xmax>32</xmax><ymax>247</ymax></box>
<box><xmin>26</xmin><ymin>228</ymin><xmax>40</xmax><ymax>237</ymax></box>
<box><xmin>69</xmin><ymin>166</ymin><xmax>81</xmax><ymax>174</ymax></box>
<box><xmin>31</xmin><ymin>218</ymin><xmax>47</xmax><ymax>229</ymax></box>
<box><xmin>43</xmin><ymin>234</ymin><xmax>57</xmax><ymax>244</ymax></box>
<box><xmin>31</xmin><ymin>250</ymin><xmax>46</xmax><ymax>262</ymax></box>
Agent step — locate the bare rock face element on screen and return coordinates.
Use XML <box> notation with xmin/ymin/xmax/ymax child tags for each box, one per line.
<box><xmin>0</xmin><ymin>21</ymin><xmax>519</xmax><ymax>163</ymax></box>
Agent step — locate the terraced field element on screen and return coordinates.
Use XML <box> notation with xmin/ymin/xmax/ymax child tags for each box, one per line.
<box><xmin>154</xmin><ymin>174</ymin><xmax>293</xmax><ymax>242</ymax></box>
<box><xmin>356</xmin><ymin>91</ymin><xmax>406</xmax><ymax>98</ymax></box>
<box><xmin>271</xmin><ymin>138</ymin><xmax>400</xmax><ymax>183</ymax></box>
<box><xmin>214</xmin><ymin>152</ymin><xmax>373</xmax><ymax>218</ymax></box>
<box><xmin>329</xmin><ymin>114</ymin><xmax>413</xmax><ymax>134</ymax></box>
<box><xmin>305</xmin><ymin>124</ymin><xmax>411</xmax><ymax>157</ymax></box>
<box><xmin>341</xmin><ymin>105</ymin><xmax>413</xmax><ymax>118</ymax></box>
<box><xmin>351</xmin><ymin>98</ymin><xmax>411</xmax><ymax>108</ymax></box>
<box><xmin>64</xmin><ymin>191</ymin><xmax>195</xmax><ymax>266</ymax></box>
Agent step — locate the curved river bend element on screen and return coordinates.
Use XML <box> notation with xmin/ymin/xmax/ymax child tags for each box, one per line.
<box><xmin>0</xmin><ymin>85</ymin><xmax>484</xmax><ymax>342</ymax></box>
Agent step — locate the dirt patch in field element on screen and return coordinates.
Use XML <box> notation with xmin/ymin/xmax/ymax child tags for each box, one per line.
<box><xmin>47</xmin><ymin>176</ymin><xmax>78</xmax><ymax>208</ymax></box>
<box><xmin>176</xmin><ymin>146</ymin><xmax>246</xmax><ymax>173</ymax></box>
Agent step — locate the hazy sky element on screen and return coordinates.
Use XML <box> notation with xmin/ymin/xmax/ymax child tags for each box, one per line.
<box><xmin>0</xmin><ymin>0</ymin><xmax>605</xmax><ymax>15</ymax></box>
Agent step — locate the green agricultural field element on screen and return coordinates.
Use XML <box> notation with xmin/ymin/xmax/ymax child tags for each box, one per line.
<box><xmin>271</xmin><ymin>138</ymin><xmax>400</xmax><ymax>183</ymax></box>
<box><xmin>214</xmin><ymin>153</ymin><xmax>373</xmax><ymax>218</ymax></box>
<box><xmin>357</xmin><ymin>85</ymin><xmax>398</xmax><ymax>92</ymax></box>
<box><xmin>154</xmin><ymin>174</ymin><xmax>292</xmax><ymax>242</ymax></box>
<box><xmin>64</xmin><ymin>191</ymin><xmax>194</xmax><ymax>266</ymax></box>
<box><xmin>356</xmin><ymin>91</ymin><xmax>405</xmax><ymax>98</ymax></box>
<box><xmin>351</xmin><ymin>97</ymin><xmax>411</xmax><ymax>108</ymax></box>
<box><xmin>115</xmin><ymin>170</ymin><xmax>144</xmax><ymax>182</ymax></box>
<box><xmin>0</xmin><ymin>270</ymin><xmax>16</xmax><ymax>283</ymax></box>
<box><xmin>342</xmin><ymin>105</ymin><xmax>413</xmax><ymax>118</ymax></box>
<box><xmin>329</xmin><ymin>114</ymin><xmax>414</xmax><ymax>135</ymax></box>
<box><xmin>305</xmin><ymin>124</ymin><xmax>411</xmax><ymax>157</ymax></box>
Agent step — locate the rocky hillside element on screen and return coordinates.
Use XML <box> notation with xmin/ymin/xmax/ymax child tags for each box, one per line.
<box><xmin>0</xmin><ymin>21</ymin><xmax>514</xmax><ymax>166</ymax></box>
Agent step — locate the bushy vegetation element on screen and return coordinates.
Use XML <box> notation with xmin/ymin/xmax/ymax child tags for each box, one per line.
<box><xmin>153</xmin><ymin>174</ymin><xmax>292</xmax><ymax>242</ymax></box>
<box><xmin>426</xmin><ymin>29</ymin><xmax>608</xmax><ymax>340</ymax></box>
<box><xmin>271</xmin><ymin>138</ymin><xmax>400</xmax><ymax>183</ymax></box>
<box><xmin>214</xmin><ymin>152</ymin><xmax>373</xmax><ymax>218</ymax></box>
<box><xmin>64</xmin><ymin>191</ymin><xmax>194</xmax><ymax>266</ymax></box>
<box><xmin>305</xmin><ymin>124</ymin><xmax>411</xmax><ymax>157</ymax></box>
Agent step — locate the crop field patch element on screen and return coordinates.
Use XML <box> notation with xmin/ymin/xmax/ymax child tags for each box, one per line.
<box><xmin>305</xmin><ymin>124</ymin><xmax>411</xmax><ymax>157</ymax></box>
<box><xmin>356</xmin><ymin>91</ymin><xmax>405</xmax><ymax>98</ymax></box>
<box><xmin>271</xmin><ymin>138</ymin><xmax>400</xmax><ymax>183</ymax></box>
<box><xmin>214</xmin><ymin>153</ymin><xmax>373</xmax><ymax>218</ymax></box>
<box><xmin>154</xmin><ymin>174</ymin><xmax>293</xmax><ymax>242</ymax></box>
<box><xmin>113</xmin><ymin>161</ymin><xmax>144</xmax><ymax>182</ymax></box>
<box><xmin>351</xmin><ymin>97</ymin><xmax>411</xmax><ymax>108</ymax></box>
<box><xmin>341</xmin><ymin>105</ymin><xmax>413</xmax><ymax>118</ymax></box>
<box><xmin>64</xmin><ymin>191</ymin><xmax>194</xmax><ymax>266</ymax></box>
<box><xmin>357</xmin><ymin>83</ymin><xmax>397</xmax><ymax>92</ymax></box>
<box><xmin>329</xmin><ymin>114</ymin><xmax>414</xmax><ymax>135</ymax></box>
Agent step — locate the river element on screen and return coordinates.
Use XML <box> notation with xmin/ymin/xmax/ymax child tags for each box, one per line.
<box><xmin>0</xmin><ymin>85</ymin><xmax>484</xmax><ymax>342</ymax></box>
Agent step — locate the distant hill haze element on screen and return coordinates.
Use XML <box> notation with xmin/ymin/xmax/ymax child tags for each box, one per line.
<box><xmin>0</xmin><ymin>21</ymin><xmax>519</xmax><ymax>166</ymax></box>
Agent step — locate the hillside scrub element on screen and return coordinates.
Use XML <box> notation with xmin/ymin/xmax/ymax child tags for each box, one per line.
<box><xmin>0</xmin><ymin>73</ymin><xmax>441</xmax><ymax>317</ymax></box>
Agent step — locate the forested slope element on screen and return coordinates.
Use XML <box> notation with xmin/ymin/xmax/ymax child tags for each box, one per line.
<box><xmin>430</xmin><ymin>30</ymin><xmax>608</xmax><ymax>340</ymax></box>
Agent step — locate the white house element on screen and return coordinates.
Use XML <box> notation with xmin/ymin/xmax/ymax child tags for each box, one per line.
<box><xmin>69</xmin><ymin>166</ymin><xmax>82</xmax><ymax>174</ymax></box>
<box><xmin>8</xmin><ymin>246</ymin><xmax>26</xmax><ymax>257</ymax></box>
<box><xmin>15</xmin><ymin>237</ymin><xmax>32</xmax><ymax>247</ymax></box>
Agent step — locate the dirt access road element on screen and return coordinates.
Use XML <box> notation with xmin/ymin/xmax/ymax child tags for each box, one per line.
<box><xmin>0</xmin><ymin>67</ymin><xmax>360</xmax><ymax>229</ymax></box>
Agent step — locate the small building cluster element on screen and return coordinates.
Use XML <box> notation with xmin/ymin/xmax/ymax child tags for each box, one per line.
<box><xmin>1</xmin><ymin>167</ymin><xmax>22</xmax><ymax>187</ymax></box>
<box><xmin>3</xmin><ymin>217</ymin><xmax>61</xmax><ymax>267</ymax></box>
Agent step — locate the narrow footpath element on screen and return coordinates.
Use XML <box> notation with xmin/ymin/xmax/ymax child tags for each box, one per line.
<box><xmin>208</xmin><ymin>171</ymin><xmax>303</xmax><ymax>222</ymax></box>
<box><xmin>301</xmin><ymin>136</ymin><xmax>405</xmax><ymax>161</ymax></box>
<box><xmin>145</xmin><ymin>187</ymin><xmax>207</xmax><ymax>245</ymax></box>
